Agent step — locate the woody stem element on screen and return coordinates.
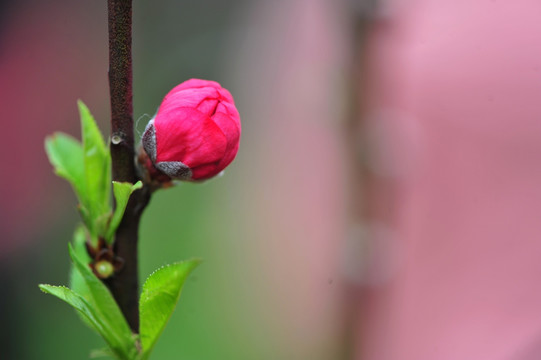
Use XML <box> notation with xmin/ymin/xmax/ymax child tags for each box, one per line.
<box><xmin>106</xmin><ymin>0</ymin><xmax>150</xmax><ymax>333</ymax></box>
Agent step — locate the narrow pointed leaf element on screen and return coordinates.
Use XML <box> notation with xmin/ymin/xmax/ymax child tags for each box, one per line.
<box><xmin>105</xmin><ymin>181</ymin><xmax>143</xmax><ymax>243</ymax></box>
<box><xmin>45</xmin><ymin>133</ymin><xmax>86</xmax><ymax>205</ymax></box>
<box><xmin>78</xmin><ymin>100</ymin><xmax>112</xmax><ymax>223</ymax></box>
<box><xmin>139</xmin><ymin>260</ymin><xmax>201</xmax><ymax>358</ymax></box>
<box><xmin>38</xmin><ymin>285</ymin><xmax>125</xmax><ymax>360</ymax></box>
<box><xmin>95</xmin><ymin>211</ymin><xmax>114</xmax><ymax>241</ymax></box>
<box><xmin>69</xmin><ymin>224</ymin><xmax>96</xmax><ymax>329</ymax></box>
<box><xmin>76</xmin><ymin>204</ymin><xmax>99</xmax><ymax>244</ymax></box>
<box><xmin>69</xmin><ymin>226</ymin><xmax>93</xmax><ymax>298</ymax></box>
<box><xmin>38</xmin><ymin>285</ymin><xmax>99</xmax><ymax>329</ymax></box>
<box><xmin>68</xmin><ymin>244</ymin><xmax>138</xmax><ymax>359</ymax></box>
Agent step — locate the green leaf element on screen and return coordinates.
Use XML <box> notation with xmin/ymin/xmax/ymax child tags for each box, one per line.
<box><xmin>45</xmin><ymin>133</ymin><xmax>86</xmax><ymax>205</ymax></box>
<box><xmin>46</xmin><ymin>102</ymin><xmax>114</xmax><ymax>244</ymax></box>
<box><xmin>78</xmin><ymin>100</ymin><xmax>112</xmax><ymax>231</ymax></box>
<box><xmin>38</xmin><ymin>285</ymin><xmax>101</xmax><ymax>333</ymax></box>
<box><xmin>139</xmin><ymin>260</ymin><xmax>201</xmax><ymax>359</ymax></box>
<box><xmin>71</xmin><ymin>224</ymin><xmax>92</xmax><ymax>263</ymax></box>
<box><xmin>69</xmin><ymin>225</ymin><xmax>95</xmax><ymax>303</ymax></box>
<box><xmin>69</xmin><ymin>224</ymin><xmax>96</xmax><ymax>328</ymax></box>
<box><xmin>105</xmin><ymin>181</ymin><xmax>143</xmax><ymax>243</ymax></box>
<box><xmin>68</xmin><ymin>244</ymin><xmax>138</xmax><ymax>359</ymax></box>
<box><xmin>95</xmin><ymin>212</ymin><xmax>114</xmax><ymax>241</ymax></box>
<box><xmin>38</xmin><ymin>285</ymin><xmax>125</xmax><ymax>360</ymax></box>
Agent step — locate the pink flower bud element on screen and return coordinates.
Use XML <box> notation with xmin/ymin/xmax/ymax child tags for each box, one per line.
<box><xmin>142</xmin><ymin>79</ymin><xmax>241</xmax><ymax>181</ymax></box>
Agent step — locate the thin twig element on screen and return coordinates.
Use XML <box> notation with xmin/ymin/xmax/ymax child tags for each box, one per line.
<box><xmin>106</xmin><ymin>0</ymin><xmax>150</xmax><ymax>333</ymax></box>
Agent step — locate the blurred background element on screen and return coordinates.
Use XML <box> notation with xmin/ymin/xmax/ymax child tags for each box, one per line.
<box><xmin>2</xmin><ymin>0</ymin><xmax>541</xmax><ymax>359</ymax></box>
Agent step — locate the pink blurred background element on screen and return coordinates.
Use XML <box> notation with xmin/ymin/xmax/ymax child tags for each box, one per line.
<box><xmin>1</xmin><ymin>0</ymin><xmax>541</xmax><ymax>359</ymax></box>
<box><xmin>356</xmin><ymin>1</ymin><xmax>541</xmax><ymax>359</ymax></box>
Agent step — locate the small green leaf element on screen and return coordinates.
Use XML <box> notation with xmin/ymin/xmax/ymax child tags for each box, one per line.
<box><xmin>76</xmin><ymin>205</ymin><xmax>98</xmax><ymax>244</ymax></box>
<box><xmin>71</xmin><ymin>224</ymin><xmax>91</xmax><ymax>263</ymax></box>
<box><xmin>139</xmin><ymin>260</ymin><xmax>201</xmax><ymax>359</ymax></box>
<box><xmin>105</xmin><ymin>181</ymin><xmax>143</xmax><ymax>243</ymax></box>
<box><xmin>39</xmin><ymin>285</ymin><xmax>99</xmax><ymax>330</ymax></box>
<box><xmin>45</xmin><ymin>133</ymin><xmax>86</xmax><ymax>205</ymax></box>
<box><xmin>38</xmin><ymin>285</ymin><xmax>124</xmax><ymax>360</ymax></box>
<box><xmin>96</xmin><ymin>212</ymin><xmax>113</xmax><ymax>241</ymax></box>
<box><xmin>46</xmin><ymin>102</ymin><xmax>114</xmax><ymax>244</ymax></box>
<box><xmin>69</xmin><ymin>224</ymin><xmax>95</xmax><ymax>328</ymax></box>
<box><xmin>69</xmin><ymin>244</ymin><xmax>138</xmax><ymax>359</ymax></box>
<box><xmin>78</xmin><ymin>100</ymin><xmax>112</xmax><ymax>229</ymax></box>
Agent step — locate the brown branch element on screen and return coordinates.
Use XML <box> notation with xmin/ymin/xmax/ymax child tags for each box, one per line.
<box><xmin>106</xmin><ymin>0</ymin><xmax>150</xmax><ymax>333</ymax></box>
<box><xmin>108</xmin><ymin>0</ymin><xmax>133</xmax><ymax>177</ymax></box>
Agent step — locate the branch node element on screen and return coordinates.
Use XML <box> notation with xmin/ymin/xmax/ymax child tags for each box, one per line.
<box><xmin>111</xmin><ymin>133</ymin><xmax>124</xmax><ymax>145</ymax></box>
